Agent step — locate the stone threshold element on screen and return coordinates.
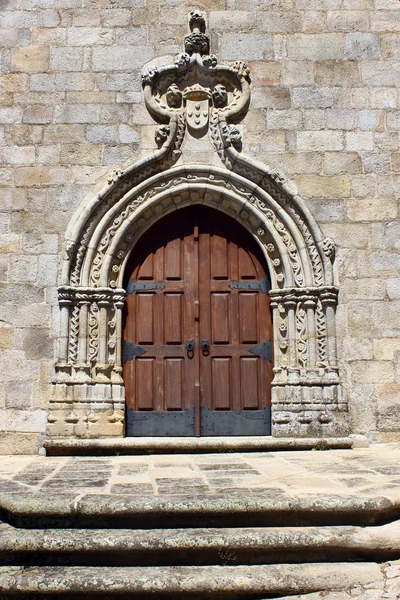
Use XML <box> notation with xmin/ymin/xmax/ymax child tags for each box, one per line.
<box><xmin>44</xmin><ymin>436</ymin><xmax>354</xmax><ymax>456</ymax></box>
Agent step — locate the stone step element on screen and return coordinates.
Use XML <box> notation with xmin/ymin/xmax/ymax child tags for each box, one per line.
<box><xmin>0</xmin><ymin>521</ymin><xmax>399</xmax><ymax>567</ymax></box>
<box><xmin>43</xmin><ymin>436</ymin><xmax>355</xmax><ymax>456</ymax></box>
<box><xmin>0</xmin><ymin>563</ymin><xmax>383</xmax><ymax>598</ymax></box>
<box><xmin>2</xmin><ymin>491</ymin><xmax>398</xmax><ymax>529</ymax></box>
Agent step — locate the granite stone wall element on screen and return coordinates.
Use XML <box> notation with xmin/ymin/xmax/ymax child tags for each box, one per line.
<box><xmin>1</xmin><ymin>0</ymin><xmax>400</xmax><ymax>453</ymax></box>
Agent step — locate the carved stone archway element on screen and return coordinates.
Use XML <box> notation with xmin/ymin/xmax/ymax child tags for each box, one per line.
<box><xmin>48</xmin><ymin>11</ymin><xmax>347</xmax><ymax>439</ymax></box>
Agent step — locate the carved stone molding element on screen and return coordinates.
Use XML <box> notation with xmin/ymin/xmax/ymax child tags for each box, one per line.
<box><xmin>49</xmin><ymin>11</ymin><xmax>345</xmax><ymax>439</ymax></box>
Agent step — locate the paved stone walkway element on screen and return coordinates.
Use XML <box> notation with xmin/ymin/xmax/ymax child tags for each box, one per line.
<box><xmin>0</xmin><ymin>443</ymin><xmax>399</xmax><ymax>502</ymax></box>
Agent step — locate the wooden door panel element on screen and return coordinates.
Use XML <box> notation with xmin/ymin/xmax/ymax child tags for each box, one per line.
<box><xmin>211</xmin><ymin>293</ymin><xmax>230</xmax><ymax>344</ymax></box>
<box><xmin>136</xmin><ymin>358</ymin><xmax>155</xmax><ymax>410</ymax></box>
<box><xmin>164</xmin><ymin>293</ymin><xmax>183</xmax><ymax>344</ymax></box>
<box><xmin>238</xmin><ymin>292</ymin><xmax>258</xmax><ymax>344</ymax></box>
<box><xmin>164</xmin><ymin>358</ymin><xmax>183</xmax><ymax>410</ymax></box>
<box><xmin>164</xmin><ymin>237</ymin><xmax>181</xmax><ymax>280</ymax></box>
<box><xmin>211</xmin><ymin>357</ymin><xmax>231</xmax><ymax>410</ymax></box>
<box><xmin>240</xmin><ymin>357</ymin><xmax>259</xmax><ymax>410</ymax></box>
<box><xmin>136</xmin><ymin>293</ymin><xmax>154</xmax><ymax>345</ymax></box>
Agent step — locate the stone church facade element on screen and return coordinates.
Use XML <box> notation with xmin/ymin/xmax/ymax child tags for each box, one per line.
<box><xmin>1</xmin><ymin>0</ymin><xmax>400</xmax><ymax>454</ymax></box>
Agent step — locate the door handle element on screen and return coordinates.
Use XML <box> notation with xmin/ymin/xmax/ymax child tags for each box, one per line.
<box><xmin>201</xmin><ymin>340</ymin><xmax>210</xmax><ymax>354</ymax></box>
<box><xmin>185</xmin><ymin>339</ymin><xmax>195</xmax><ymax>358</ymax></box>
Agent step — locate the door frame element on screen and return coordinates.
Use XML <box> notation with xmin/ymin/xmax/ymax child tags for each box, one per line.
<box><xmin>51</xmin><ymin>166</ymin><xmax>345</xmax><ymax>440</ymax></box>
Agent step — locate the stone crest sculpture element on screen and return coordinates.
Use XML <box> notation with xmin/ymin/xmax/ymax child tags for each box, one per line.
<box><xmin>49</xmin><ymin>12</ymin><xmax>346</xmax><ymax>440</ymax></box>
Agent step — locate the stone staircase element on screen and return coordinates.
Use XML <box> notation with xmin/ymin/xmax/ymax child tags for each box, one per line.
<box><xmin>0</xmin><ymin>494</ymin><xmax>399</xmax><ymax>599</ymax></box>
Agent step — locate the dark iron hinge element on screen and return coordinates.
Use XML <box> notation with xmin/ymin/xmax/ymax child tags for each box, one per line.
<box><xmin>126</xmin><ymin>280</ymin><xmax>165</xmax><ymax>294</ymax></box>
<box><xmin>229</xmin><ymin>277</ymin><xmax>271</xmax><ymax>294</ymax></box>
<box><xmin>123</xmin><ymin>340</ymin><xmax>148</xmax><ymax>363</ymax></box>
<box><xmin>248</xmin><ymin>339</ymin><xmax>272</xmax><ymax>361</ymax></box>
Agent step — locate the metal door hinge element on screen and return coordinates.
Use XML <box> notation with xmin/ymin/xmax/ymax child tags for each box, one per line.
<box><xmin>126</xmin><ymin>280</ymin><xmax>165</xmax><ymax>294</ymax></box>
<box><xmin>229</xmin><ymin>277</ymin><xmax>270</xmax><ymax>294</ymax></box>
<box><xmin>123</xmin><ymin>340</ymin><xmax>148</xmax><ymax>363</ymax></box>
<box><xmin>249</xmin><ymin>339</ymin><xmax>272</xmax><ymax>361</ymax></box>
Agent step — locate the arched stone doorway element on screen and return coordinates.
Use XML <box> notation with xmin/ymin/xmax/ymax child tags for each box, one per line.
<box><xmin>123</xmin><ymin>204</ymin><xmax>273</xmax><ymax>437</ymax></box>
<box><xmin>47</xmin><ymin>10</ymin><xmax>347</xmax><ymax>441</ymax></box>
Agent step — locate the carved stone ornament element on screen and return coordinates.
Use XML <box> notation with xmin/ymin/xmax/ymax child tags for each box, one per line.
<box><xmin>51</xmin><ymin>11</ymin><xmax>345</xmax><ymax>441</ymax></box>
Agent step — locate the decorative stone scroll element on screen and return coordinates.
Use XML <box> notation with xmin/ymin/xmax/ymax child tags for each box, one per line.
<box><xmin>49</xmin><ymin>11</ymin><xmax>346</xmax><ymax>439</ymax></box>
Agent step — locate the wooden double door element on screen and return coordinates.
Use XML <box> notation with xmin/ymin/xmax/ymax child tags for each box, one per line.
<box><xmin>123</xmin><ymin>205</ymin><xmax>273</xmax><ymax>436</ymax></box>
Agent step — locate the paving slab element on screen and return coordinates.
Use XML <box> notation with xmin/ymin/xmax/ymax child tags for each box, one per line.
<box><xmin>0</xmin><ymin>444</ymin><xmax>399</xmax><ymax>527</ymax></box>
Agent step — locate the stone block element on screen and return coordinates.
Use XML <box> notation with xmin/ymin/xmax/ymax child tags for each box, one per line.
<box><xmin>374</xmin><ymin>338</ymin><xmax>400</xmax><ymax>360</ymax></box>
<box><xmin>346</xmin><ymin>33</ymin><xmax>379</xmax><ymax>60</ymax></box>
<box><xmin>362</xmin><ymin>153</ymin><xmax>390</xmax><ymax>174</ymax></box>
<box><xmin>101</xmin><ymin>9</ymin><xmax>132</xmax><ymax>27</ymax></box>
<box><xmin>22</xmin><ymin>233</ymin><xmax>58</xmax><ymax>255</ymax></box>
<box><xmin>221</xmin><ymin>34</ymin><xmax>274</xmax><ymax>61</ymax></box>
<box><xmin>9</xmin><ymin>255</ymin><xmax>37</xmax><ymax>283</ymax></box>
<box><xmin>0</xmin><ymin>324</ymin><xmax>14</xmax><ymax>350</ymax></box>
<box><xmin>303</xmin><ymin>110</ymin><xmax>326</xmax><ymax>130</ymax></box>
<box><xmin>348</xmin><ymin>198</ymin><xmax>398</xmax><ymax>222</ymax></box>
<box><xmin>1</xmin><ymin>28</ymin><xmax>31</xmax><ymax>49</ymax></box>
<box><xmin>377</xmin><ymin>384</ymin><xmax>400</xmax><ymax>431</ymax></box>
<box><xmin>1</xmin><ymin>189</ymin><xmax>26</xmax><ymax>212</ymax></box>
<box><xmin>0</xmin><ymin>408</ymin><xmax>47</xmax><ymax>433</ymax></box>
<box><xmin>372</xmin><ymin>10</ymin><xmax>400</xmax><ymax>33</ymax></box>
<box><xmin>37</xmin><ymin>145</ymin><xmax>60</xmax><ymax>165</ymax></box>
<box><xmin>23</xmin><ymin>105</ymin><xmax>53</xmax><ymax>124</ymax></box>
<box><xmin>281</xmin><ymin>61</ymin><xmax>314</xmax><ymax>86</ymax></box>
<box><xmin>99</xmin><ymin>104</ymin><xmax>129</xmax><ymax>124</ymax></box>
<box><xmin>328</xmin><ymin>10</ymin><xmax>370</xmax><ymax>32</ymax></box>
<box><xmin>119</xmin><ymin>124</ymin><xmax>140</xmax><ymax>143</ymax></box>
<box><xmin>44</xmin><ymin>124</ymin><xmax>85</xmax><ymax>143</ymax></box>
<box><xmin>51</xmin><ymin>47</ymin><xmax>84</xmax><ymax>72</ymax></box>
<box><xmin>305</xmin><ymin>198</ymin><xmax>345</xmax><ymax>222</ymax></box>
<box><xmin>296</xmin><ymin>131</ymin><xmax>343</xmax><ymax>152</ymax></box>
<box><xmin>14</xmin><ymin>166</ymin><xmax>69</xmax><ymax>186</ymax></box>
<box><xmin>267</xmin><ymin>110</ymin><xmax>302</xmax><ymax>130</ymax></box>
<box><xmin>118</xmin><ymin>27</ymin><xmax>148</xmax><ymax>46</ymax></box>
<box><xmin>345</xmin><ymin>132</ymin><xmax>374</xmax><ymax>152</ymax></box>
<box><xmin>377</xmin><ymin>174</ymin><xmax>400</xmax><ymax>196</ymax></box>
<box><xmin>295</xmin><ymin>175</ymin><xmax>350</xmax><ymax>198</ymax></box>
<box><xmin>55</xmin><ymin>73</ymin><xmax>95</xmax><ymax>92</ymax></box>
<box><xmin>11</xmin><ymin>46</ymin><xmax>49</xmax><ymax>73</ymax></box>
<box><xmin>102</xmin><ymin>145</ymin><xmax>135</xmax><ymax>165</ymax></box>
<box><xmin>67</xmin><ymin>28</ymin><xmax>114</xmax><ymax>46</ymax></box>
<box><xmin>15</xmin><ymin>328</ymin><xmax>53</xmax><ymax>361</ymax></box>
<box><xmin>38</xmin><ymin>254</ymin><xmax>58</xmax><ymax>287</ymax></box>
<box><xmin>0</xmin><ymin>432</ymin><xmax>40</xmax><ymax>455</ymax></box>
<box><xmin>209</xmin><ymin>11</ymin><xmax>254</xmax><ymax>31</ymax></box>
<box><xmin>248</xmin><ymin>62</ymin><xmax>281</xmax><ymax>86</ymax></box>
<box><xmin>287</xmin><ymin>34</ymin><xmax>345</xmax><ymax>60</ymax></box>
<box><xmin>0</xmin><ymin>108</ymin><xmax>23</xmax><ymax>124</ymax></box>
<box><xmin>326</xmin><ymin>109</ymin><xmax>357</xmax><ymax>130</ymax></box>
<box><xmin>255</xmin><ymin>11</ymin><xmax>301</xmax><ymax>33</ymax></box>
<box><xmin>92</xmin><ymin>46</ymin><xmax>154</xmax><ymax>71</ymax></box>
<box><xmin>323</xmin><ymin>152</ymin><xmax>362</xmax><ymax>175</ymax></box>
<box><xmin>0</xmin><ymin>234</ymin><xmax>20</xmax><ymax>254</ymax></box>
<box><xmin>5</xmin><ymin>382</ymin><xmax>32</xmax><ymax>409</ymax></box>
<box><xmin>0</xmin><ymin>145</ymin><xmax>35</xmax><ymax>165</ymax></box>
<box><xmin>384</xmin><ymin>220</ymin><xmax>400</xmax><ymax>250</ymax></box>
<box><xmin>38</xmin><ymin>9</ymin><xmax>60</xmax><ymax>28</ymax></box>
<box><xmin>0</xmin><ymin>11</ymin><xmax>38</xmax><ymax>27</ymax></box>
<box><xmin>386</xmin><ymin>111</ymin><xmax>400</xmax><ymax>131</ymax></box>
<box><xmin>86</xmin><ymin>125</ymin><xmax>118</xmax><ymax>143</ymax></box>
<box><xmin>293</xmin><ymin>87</ymin><xmax>336</xmax><ymax>109</ymax></box>
<box><xmin>374</xmin><ymin>132</ymin><xmax>399</xmax><ymax>152</ymax></box>
<box><xmin>349</xmin><ymin>383</ymin><xmax>377</xmax><ymax>434</ymax></box>
<box><xmin>54</xmin><ymin>104</ymin><xmax>100</xmax><ymax>124</ymax></box>
<box><xmin>352</xmin><ymin>360</ymin><xmax>394</xmax><ymax>384</ymax></box>
<box><xmin>73</xmin><ymin>9</ymin><xmax>101</xmax><ymax>26</ymax></box>
<box><xmin>362</xmin><ymin>62</ymin><xmax>400</xmax><ymax>86</ymax></box>
<box><xmin>342</xmin><ymin>278</ymin><xmax>386</xmax><ymax>300</ymax></box>
<box><xmin>371</xmin><ymin>251</ymin><xmax>400</xmax><ymax>271</ymax></box>
<box><xmin>371</xmin><ymin>88</ymin><xmax>397</xmax><ymax>108</ymax></box>
<box><xmin>60</xmin><ymin>143</ymin><xmax>102</xmax><ymax>166</ymax></box>
<box><xmin>0</xmin><ymin>73</ymin><xmax>27</xmax><ymax>94</ymax></box>
<box><xmin>251</xmin><ymin>87</ymin><xmax>291</xmax><ymax>109</ymax></box>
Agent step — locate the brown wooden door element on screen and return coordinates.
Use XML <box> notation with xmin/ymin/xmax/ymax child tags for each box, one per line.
<box><xmin>123</xmin><ymin>205</ymin><xmax>273</xmax><ymax>437</ymax></box>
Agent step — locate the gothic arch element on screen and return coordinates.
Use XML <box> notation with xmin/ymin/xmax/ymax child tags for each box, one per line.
<box><xmin>48</xmin><ymin>10</ymin><xmax>347</xmax><ymax>439</ymax></box>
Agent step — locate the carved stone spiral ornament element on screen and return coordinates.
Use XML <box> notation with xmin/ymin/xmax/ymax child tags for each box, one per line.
<box><xmin>50</xmin><ymin>11</ymin><xmax>345</xmax><ymax>440</ymax></box>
